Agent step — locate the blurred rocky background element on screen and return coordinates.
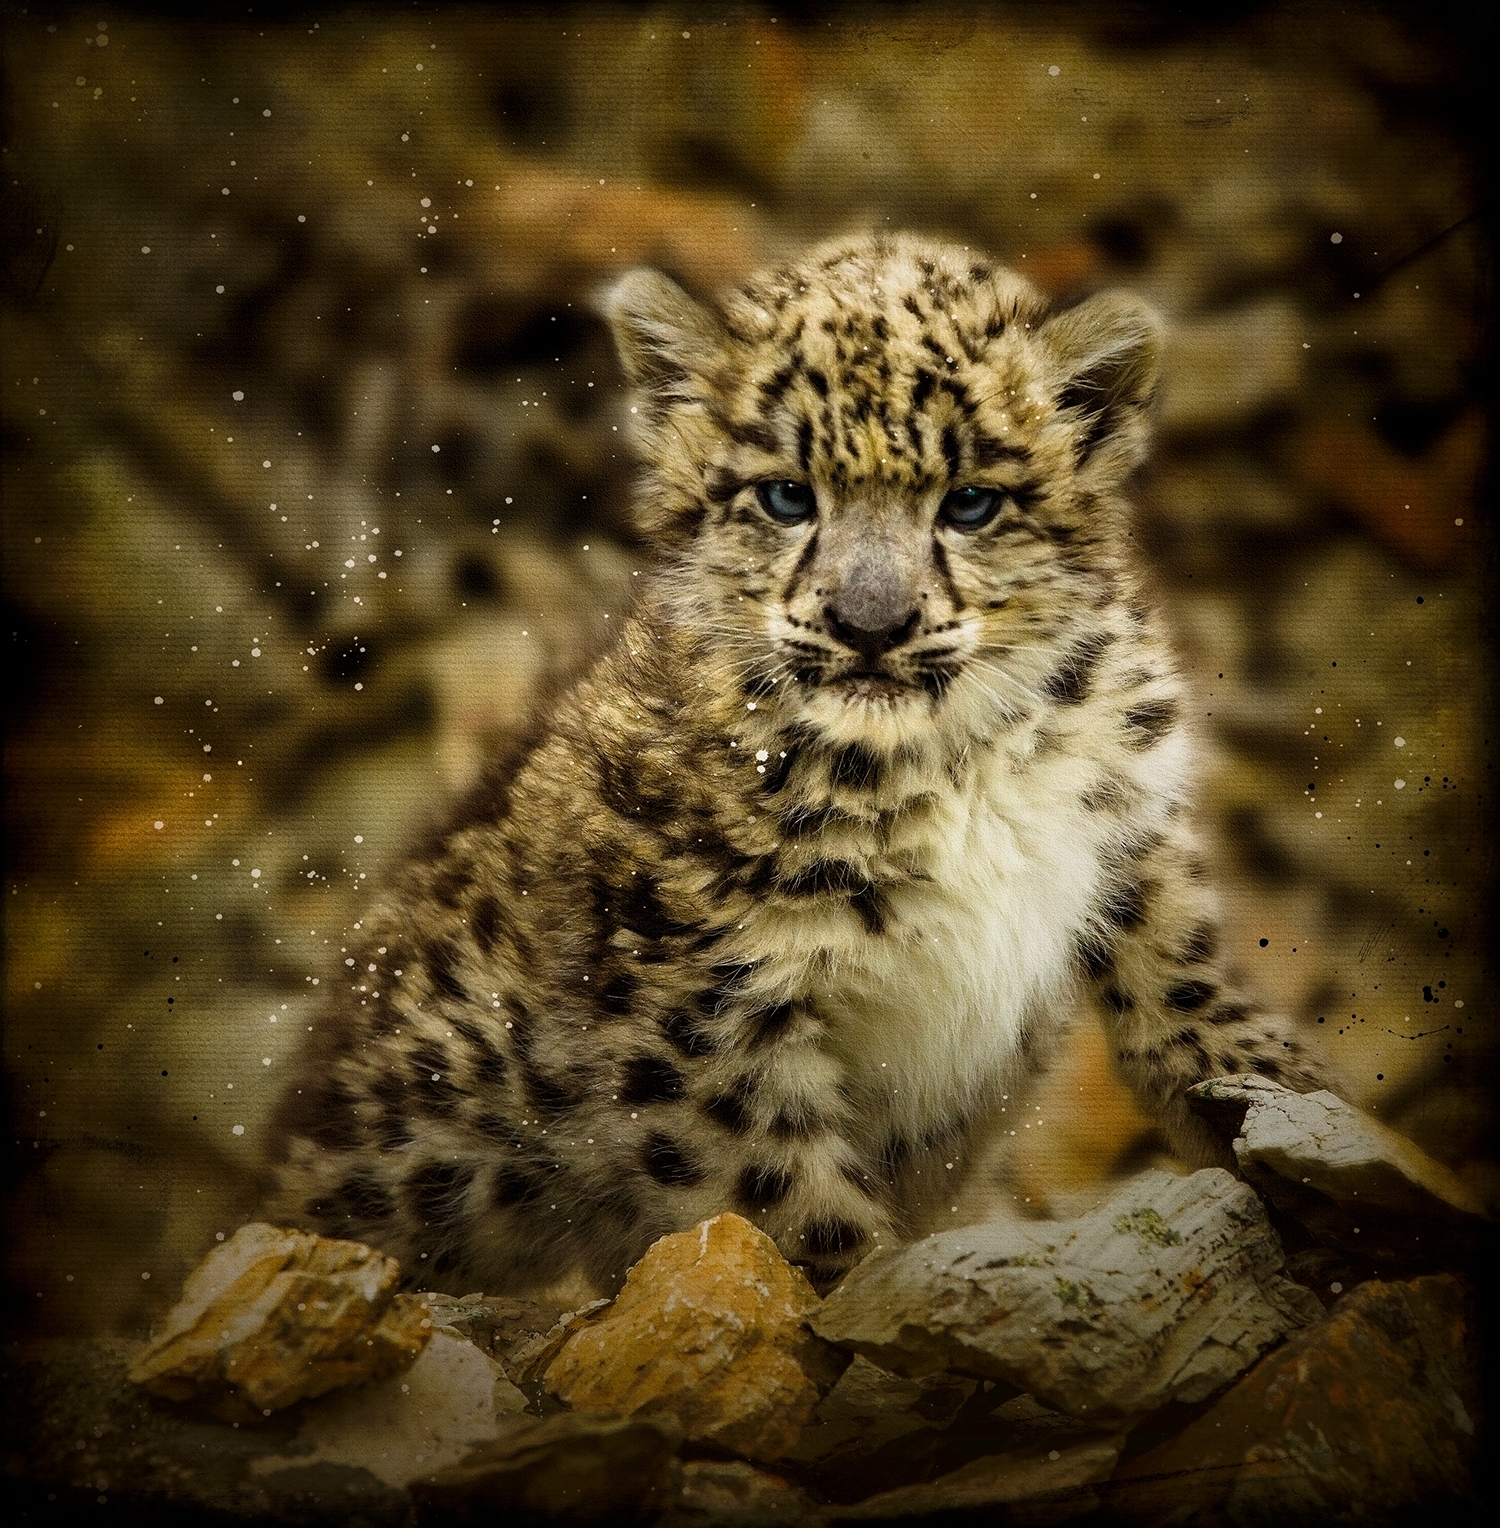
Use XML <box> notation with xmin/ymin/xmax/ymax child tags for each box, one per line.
<box><xmin>3</xmin><ymin>2</ymin><xmax>1492</xmax><ymax>1336</ymax></box>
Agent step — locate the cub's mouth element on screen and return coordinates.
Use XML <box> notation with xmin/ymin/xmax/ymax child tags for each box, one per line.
<box><xmin>828</xmin><ymin>667</ymin><xmax>921</xmax><ymax>701</ymax></box>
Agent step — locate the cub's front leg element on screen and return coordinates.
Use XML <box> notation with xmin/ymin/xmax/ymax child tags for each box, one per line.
<box><xmin>678</xmin><ymin>1013</ymin><xmax>895</xmax><ymax>1289</ymax></box>
<box><xmin>1077</xmin><ymin>820</ymin><xmax>1329</xmax><ymax>1171</ymax></box>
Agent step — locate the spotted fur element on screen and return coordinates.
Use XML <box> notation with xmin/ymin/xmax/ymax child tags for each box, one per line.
<box><xmin>262</xmin><ymin>233</ymin><xmax>1324</xmax><ymax>1293</ymax></box>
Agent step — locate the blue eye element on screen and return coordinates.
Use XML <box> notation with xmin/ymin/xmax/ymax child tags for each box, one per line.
<box><xmin>756</xmin><ymin>480</ymin><xmax>817</xmax><ymax>525</ymax></box>
<box><xmin>939</xmin><ymin>487</ymin><xmax>1003</xmax><ymax>530</ymax></box>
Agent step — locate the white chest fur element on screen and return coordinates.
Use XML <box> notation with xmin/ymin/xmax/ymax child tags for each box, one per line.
<box><xmin>807</xmin><ymin>743</ymin><xmax>1113</xmax><ymax>1143</ymax></box>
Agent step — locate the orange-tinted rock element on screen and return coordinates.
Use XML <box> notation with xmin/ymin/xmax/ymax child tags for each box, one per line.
<box><xmin>126</xmin><ymin>1222</ymin><xmax>430</xmax><ymax>1420</ymax></box>
<box><xmin>543</xmin><ymin>1213</ymin><xmax>849</xmax><ymax>1462</ymax></box>
<box><xmin>506</xmin><ymin>1298</ymin><xmax>612</xmax><ymax>1385</ymax></box>
<box><xmin>1105</xmin><ymin>1275</ymin><xmax>1479</xmax><ymax>1523</ymax></box>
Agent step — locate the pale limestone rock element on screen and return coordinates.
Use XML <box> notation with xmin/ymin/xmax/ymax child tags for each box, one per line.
<box><xmin>832</xmin><ymin>1434</ymin><xmax>1124</xmax><ymax>1522</ymax></box>
<box><xmin>409</xmin><ymin>1410</ymin><xmax>683</xmax><ymax>1525</ymax></box>
<box><xmin>811</xmin><ymin>1169</ymin><xmax>1319</xmax><ymax>1420</ymax></box>
<box><xmin>125</xmin><ymin>1221</ymin><xmax>429</xmax><ymax>1419</ymax></box>
<box><xmin>250</xmin><ymin>1328</ymin><xmax>526</xmax><ymax>1489</ymax></box>
<box><xmin>544</xmin><ymin>1213</ymin><xmax>849</xmax><ymax>1461</ymax></box>
<box><xmin>1188</xmin><ymin>1074</ymin><xmax>1488</xmax><ymax>1261</ymax></box>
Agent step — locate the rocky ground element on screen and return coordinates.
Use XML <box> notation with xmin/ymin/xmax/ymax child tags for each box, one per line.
<box><xmin>4</xmin><ymin>1082</ymin><xmax>1490</xmax><ymax>1522</ymax></box>
<box><xmin>1</xmin><ymin>1</ymin><xmax>1493</xmax><ymax>1507</ymax></box>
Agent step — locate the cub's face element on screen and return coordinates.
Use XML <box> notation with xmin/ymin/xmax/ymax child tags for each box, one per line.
<box><xmin>606</xmin><ymin>234</ymin><xmax>1160</xmax><ymax>749</ymax></box>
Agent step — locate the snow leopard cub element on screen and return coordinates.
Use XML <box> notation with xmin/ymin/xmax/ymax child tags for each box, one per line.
<box><xmin>263</xmin><ymin>232</ymin><xmax>1324</xmax><ymax>1294</ymax></box>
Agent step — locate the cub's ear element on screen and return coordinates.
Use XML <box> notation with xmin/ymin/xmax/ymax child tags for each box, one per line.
<box><xmin>1038</xmin><ymin>291</ymin><xmax>1161</xmax><ymax>474</ymax></box>
<box><xmin>600</xmin><ymin>267</ymin><xmax>725</xmax><ymax>396</ymax></box>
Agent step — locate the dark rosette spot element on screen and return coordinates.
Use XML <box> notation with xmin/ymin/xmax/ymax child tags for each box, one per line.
<box><xmin>802</xmin><ymin>1218</ymin><xmax>865</xmax><ymax>1258</ymax></box>
<box><xmin>641</xmin><ymin>1133</ymin><xmax>705</xmax><ymax>1187</ymax></box>
<box><xmin>1164</xmin><ymin>979</ymin><xmax>1216</xmax><ymax>1013</ymax></box>
<box><xmin>405</xmin><ymin>1160</ymin><xmax>476</xmax><ymax>1227</ymax></box>
<box><xmin>620</xmin><ymin>1053</ymin><xmax>687</xmax><ymax>1106</ymax></box>
<box><xmin>738</xmin><ymin>1162</ymin><xmax>794</xmax><ymax>1208</ymax></box>
<box><xmin>335</xmin><ymin>1171</ymin><xmax>395</xmax><ymax>1222</ymax></box>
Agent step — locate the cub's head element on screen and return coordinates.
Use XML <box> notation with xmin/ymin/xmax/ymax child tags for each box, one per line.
<box><xmin>604</xmin><ymin>232</ymin><xmax>1160</xmax><ymax>750</ymax></box>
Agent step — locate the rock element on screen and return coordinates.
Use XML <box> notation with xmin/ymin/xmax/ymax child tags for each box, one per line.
<box><xmin>506</xmin><ymin>1298</ymin><xmax>613</xmax><ymax>1385</ymax></box>
<box><xmin>1106</xmin><ymin>1275</ymin><xmax>1479</xmax><ymax>1524</ymax></box>
<box><xmin>830</xmin><ymin>1434</ymin><xmax>1124</xmax><ymax>1523</ymax></box>
<box><xmin>7</xmin><ymin>1335</ymin><xmax>414</xmax><ymax>1522</ymax></box>
<box><xmin>811</xmin><ymin>1169</ymin><xmax>1320</xmax><ymax>1421</ymax></box>
<box><xmin>786</xmin><ymin>1355</ymin><xmax>976</xmax><ymax>1503</ymax></box>
<box><xmin>409</xmin><ymin>1410</ymin><xmax>683</xmax><ymax>1525</ymax></box>
<box><xmin>1157</xmin><ymin>299</ymin><xmax>1304</xmax><ymax>433</ymax></box>
<box><xmin>1288</xmin><ymin>409</ymin><xmax>1482</xmax><ymax>574</ymax></box>
<box><xmin>125</xmin><ymin>1222</ymin><xmax>430</xmax><ymax>1420</ymax></box>
<box><xmin>660</xmin><ymin>1460</ymin><xmax>822</xmax><ymax>1527</ymax></box>
<box><xmin>544</xmin><ymin>1213</ymin><xmax>849</xmax><ymax>1461</ymax></box>
<box><xmin>788</xmin><ymin>1354</ymin><xmax>975</xmax><ymax>1466</ymax></box>
<box><xmin>250</xmin><ymin>1328</ymin><xmax>526</xmax><ymax>1489</ymax></box>
<box><xmin>422</xmin><ymin>1290</ymin><xmax>566</xmax><ymax>1362</ymax></box>
<box><xmin>1187</xmin><ymin>1074</ymin><xmax>1489</xmax><ymax>1264</ymax></box>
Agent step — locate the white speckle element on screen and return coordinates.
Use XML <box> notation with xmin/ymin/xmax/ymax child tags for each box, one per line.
<box><xmin>231</xmin><ymin>1125</ymin><xmax>245</xmax><ymax>1136</ymax></box>
<box><xmin>141</xmin><ymin>246</ymin><xmax>151</xmax><ymax>254</ymax></box>
<box><xmin>251</xmin><ymin>868</ymin><xmax>261</xmax><ymax>879</ymax></box>
<box><xmin>232</xmin><ymin>390</ymin><xmax>244</xmax><ymax>401</ymax></box>
<box><xmin>1330</xmin><ymin>231</ymin><xmax>1343</xmax><ymax>243</ymax></box>
<box><xmin>154</xmin><ymin>697</ymin><xmax>163</xmax><ymax>705</ymax></box>
<box><xmin>154</xmin><ymin>820</ymin><xmax>164</xmax><ymax>830</ymax></box>
<box><xmin>1395</xmin><ymin>779</ymin><xmax>1406</xmax><ymax>789</ymax></box>
<box><xmin>1048</xmin><ymin>64</ymin><xmax>1060</xmax><ymax>75</ymax></box>
<box><xmin>755</xmin><ymin>749</ymin><xmax>769</xmax><ymax>761</ymax></box>
<box><xmin>262</xmin><ymin>460</ymin><xmax>271</xmax><ymax>468</ymax></box>
<box><xmin>354</xmin><ymin>835</ymin><xmax>363</xmax><ymax>843</ymax></box>
<box><xmin>1394</xmin><ymin>736</ymin><xmax>1405</xmax><ymax>747</ymax></box>
<box><xmin>215</xmin><ymin>284</ymin><xmax>225</xmax><ymax>294</ymax></box>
